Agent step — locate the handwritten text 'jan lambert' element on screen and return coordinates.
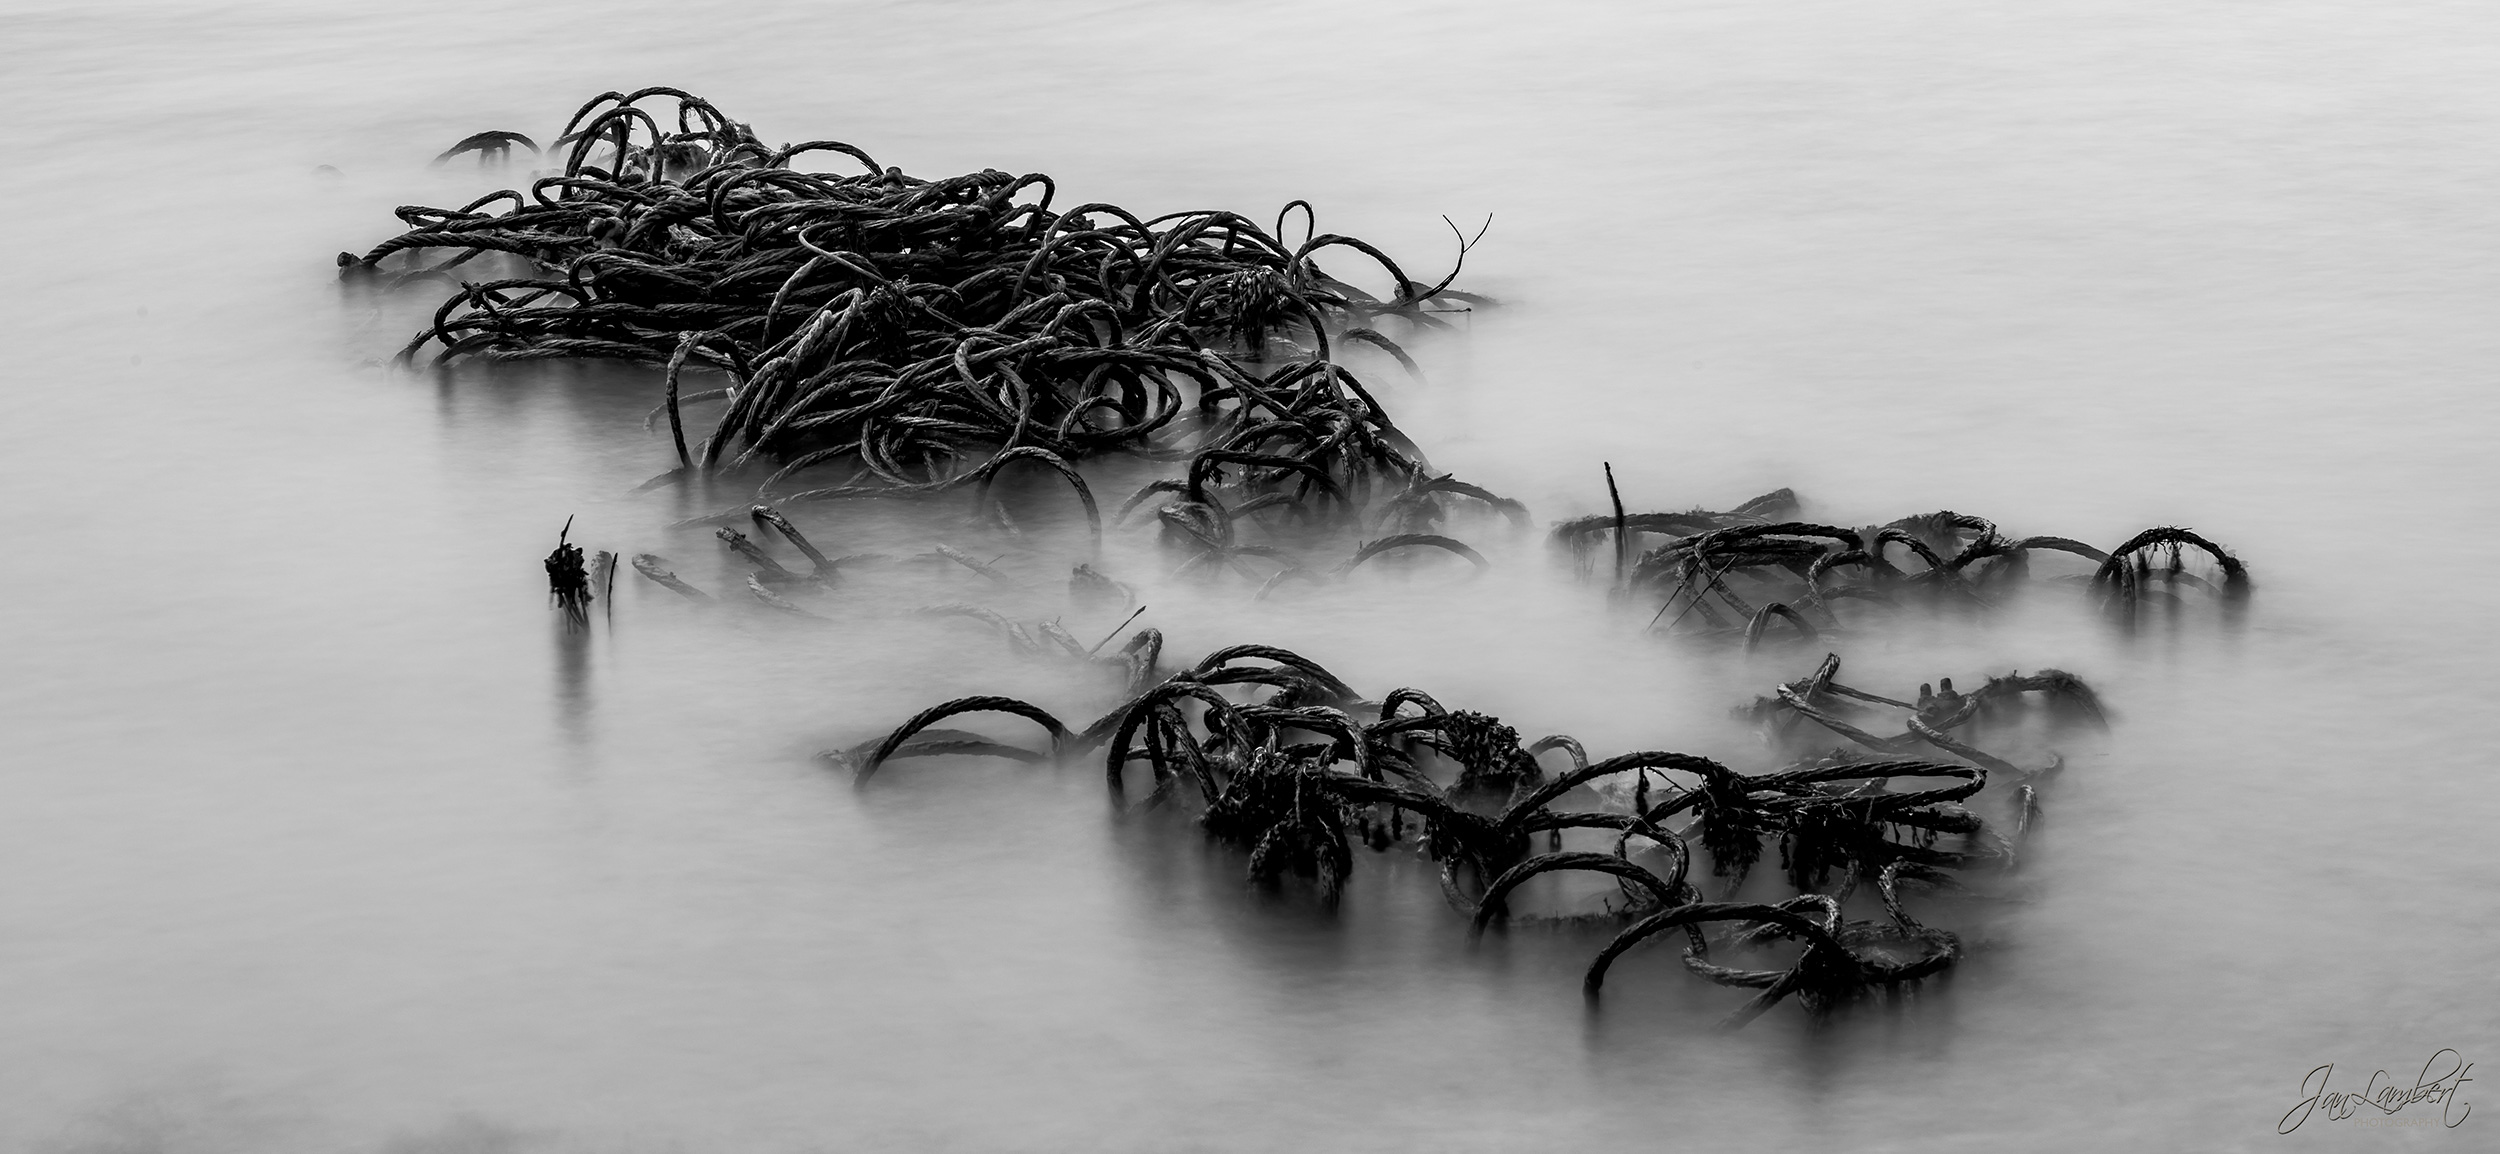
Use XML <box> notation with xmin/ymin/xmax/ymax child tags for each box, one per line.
<box><xmin>2279</xmin><ymin>1050</ymin><xmax>2472</xmax><ymax>1134</ymax></box>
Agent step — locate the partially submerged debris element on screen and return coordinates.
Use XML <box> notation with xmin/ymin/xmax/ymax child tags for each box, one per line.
<box><xmin>1558</xmin><ymin>484</ymin><xmax>2251</xmax><ymax>642</ymax></box>
<box><xmin>348</xmin><ymin>89</ymin><xmax>1497</xmax><ymax>531</ymax></box>
<box><xmin>2091</xmin><ymin>526</ymin><xmax>2252</xmax><ymax>629</ymax></box>
<box><xmin>367</xmin><ymin>91</ymin><xmax>1529</xmax><ymax>615</ymax></box>
<box><xmin>544</xmin><ymin>517</ymin><xmax>592</xmax><ymax>631</ymax></box>
<box><xmin>834</xmin><ymin>642</ymin><xmax>2087</xmax><ymax>1028</ymax></box>
<box><xmin>630</xmin><ymin>552</ymin><xmax>713</xmax><ymax>601</ymax></box>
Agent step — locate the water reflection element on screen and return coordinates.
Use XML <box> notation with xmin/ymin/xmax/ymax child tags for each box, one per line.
<box><xmin>549</xmin><ymin>617</ymin><xmax>592</xmax><ymax>747</ymax></box>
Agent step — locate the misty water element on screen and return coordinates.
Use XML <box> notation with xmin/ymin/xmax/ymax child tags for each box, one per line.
<box><xmin>4</xmin><ymin>1</ymin><xmax>2496</xmax><ymax>1150</ymax></box>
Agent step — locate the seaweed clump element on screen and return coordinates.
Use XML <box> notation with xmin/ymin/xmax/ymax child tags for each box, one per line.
<box><xmin>344</xmin><ymin>88</ymin><xmax>1498</xmax><ymax>539</ymax></box>
<box><xmin>831</xmin><ymin>641</ymin><xmax>2096</xmax><ymax>1029</ymax></box>
<box><xmin>1555</xmin><ymin>483</ymin><xmax>2251</xmax><ymax>643</ymax></box>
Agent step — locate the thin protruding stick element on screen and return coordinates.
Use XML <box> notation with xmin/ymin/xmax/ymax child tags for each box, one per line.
<box><xmin>1088</xmin><ymin>606</ymin><xmax>1148</xmax><ymax>655</ymax></box>
<box><xmin>1648</xmin><ymin>554</ymin><xmax>1738</xmax><ymax>635</ymax></box>
<box><xmin>1604</xmin><ymin>462</ymin><xmax>1627</xmax><ymax>591</ymax></box>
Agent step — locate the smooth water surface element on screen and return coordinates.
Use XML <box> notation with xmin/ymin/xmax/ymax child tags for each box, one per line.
<box><xmin>3</xmin><ymin>2</ymin><xmax>2496</xmax><ymax>1150</ymax></box>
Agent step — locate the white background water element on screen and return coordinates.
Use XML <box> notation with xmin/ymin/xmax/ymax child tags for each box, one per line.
<box><xmin>3</xmin><ymin>1</ymin><xmax>2496</xmax><ymax>1150</ymax></box>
